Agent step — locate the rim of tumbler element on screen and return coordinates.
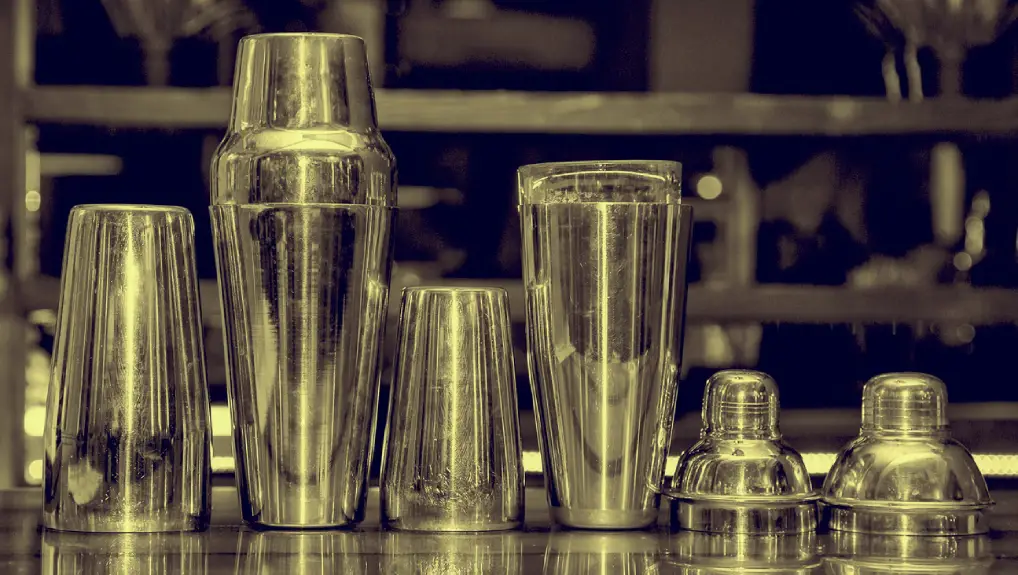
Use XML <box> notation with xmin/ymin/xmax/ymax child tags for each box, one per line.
<box><xmin>402</xmin><ymin>286</ymin><xmax>508</xmax><ymax>296</ymax></box>
<box><xmin>72</xmin><ymin>204</ymin><xmax>190</xmax><ymax>215</ymax></box>
<box><xmin>241</xmin><ymin>32</ymin><xmax>364</xmax><ymax>41</ymax></box>
<box><xmin>517</xmin><ymin>160</ymin><xmax>682</xmax><ymax>204</ymax></box>
<box><xmin>518</xmin><ymin>159</ymin><xmax>680</xmax><ymax>172</ymax></box>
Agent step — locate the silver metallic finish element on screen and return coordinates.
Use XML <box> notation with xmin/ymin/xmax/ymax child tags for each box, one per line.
<box><xmin>518</xmin><ymin>160</ymin><xmax>693</xmax><ymax>530</ymax></box>
<box><xmin>382</xmin><ymin>532</ymin><xmax>523</xmax><ymax>574</ymax></box>
<box><xmin>667</xmin><ymin>370</ymin><xmax>818</xmax><ymax>535</ymax></box>
<box><xmin>211</xmin><ymin>33</ymin><xmax>396</xmax><ymax>528</ymax></box>
<box><xmin>43</xmin><ymin>205</ymin><xmax>211</xmax><ymax>533</ymax></box>
<box><xmin>824</xmin><ymin>531</ymin><xmax>994</xmax><ymax>574</ymax></box>
<box><xmin>661</xmin><ymin>531</ymin><xmax>820</xmax><ymax>573</ymax></box>
<box><xmin>235</xmin><ymin>531</ymin><xmax>367</xmax><ymax>574</ymax></box>
<box><xmin>821</xmin><ymin>372</ymin><xmax>993</xmax><ymax>536</ymax></box>
<box><xmin>42</xmin><ymin>531</ymin><xmax>208</xmax><ymax>575</ymax></box>
<box><xmin>544</xmin><ymin>532</ymin><xmax>658</xmax><ymax>574</ymax></box>
<box><xmin>380</xmin><ymin>287</ymin><xmax>524</xmax><ymax>532</ymax></box>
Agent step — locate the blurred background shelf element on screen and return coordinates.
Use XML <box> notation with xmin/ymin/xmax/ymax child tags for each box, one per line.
<box><xmin>23</xmin><ymin>276</ymin><xmax>1018</xmax><ymax>326</ymax></box>
<box><xmin>25</xmin><ymin>86</ymin><xmax>1018</xmax><ymax>135</ymax></box>
<box><xmin>8</xmin><ymin>0</ymin><xmax>1018</xmax><ymax>489</ymax></box>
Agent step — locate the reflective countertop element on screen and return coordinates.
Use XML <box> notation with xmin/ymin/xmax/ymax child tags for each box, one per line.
<box><xmin>3</xmin><ymin>487</ymin><xmax>1018</xmax><ymax>573</ymax></box>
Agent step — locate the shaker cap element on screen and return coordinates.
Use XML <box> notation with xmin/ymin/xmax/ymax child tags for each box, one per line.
<box><xmin>861</xmin><ymin>372</ymin><xmax>948</xmax><ymax>435</ymax></box>
<box><xmin>667</xmin><ymin>370</ymin><xmax>817</xmax><ymax>535</ymax></box>
<box><xmin>822</xmin><ymin>372</ymin><xmax>993</xmax><ymax>536</ymax></box>
<box><xmin>703</xmin><ymin>369</ymin><xmax>780</xmax><ymax>438</ymax></box>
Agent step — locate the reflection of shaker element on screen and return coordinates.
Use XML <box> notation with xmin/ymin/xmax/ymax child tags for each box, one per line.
<box><xmin>544</xmin><ymin>531</ymin><xmax>658</xmax><ymax>575</ymax></box>
<box><xmin>42</xmin><ymin>531</ymin><xmax>208</xmax><ymax>575</ymax></box>
<box><xmin>518</xmin><ymin>161</ymin><xmax>693</xmax><ymax>529</ymax></box>
<box><xmin>210</xmin><ymin>33</ymin><xmax>396</xmax><ymax>528</ymax></box>
<box><xmin>382</xmin><ymin>531</ymin><xmax>523</xmax><ymax>575</ymax></box>
<box><xmin>234</xmin><ymin>531</ymin><xmax>367</xmax><ymax>575</ymax></box>
<box><xmin>824</xmin><ymin>531</ymin><xmax>994</xmax><ymax>575</ymax></box>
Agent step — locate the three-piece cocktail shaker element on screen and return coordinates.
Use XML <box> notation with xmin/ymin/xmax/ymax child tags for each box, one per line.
<box><xmin>209</xmin><ymin>33</ymin><xmax>396</xmax><ymax>528</ymax></box>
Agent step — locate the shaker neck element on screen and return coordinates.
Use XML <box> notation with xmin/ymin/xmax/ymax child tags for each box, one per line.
<box><xmin>229</xmin><ymin>33</ymin><xmax>378</xmax><ymax>132</ymax></box>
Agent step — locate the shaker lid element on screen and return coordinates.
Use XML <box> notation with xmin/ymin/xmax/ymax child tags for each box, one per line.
<box><xmin>667</xmin><ymin>370</ymin><xmax>818</xmax><ymax>535</ymax></box>
<box><xmin>822</xmin><ymin>372</ymin><xmax>993</xmax><ymax>536</ymax></box>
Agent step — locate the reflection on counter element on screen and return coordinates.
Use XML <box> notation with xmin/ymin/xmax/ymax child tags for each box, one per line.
<box><xmin>234</xmin><ymin>531</ymin><xmax>369</xmax><ymax>574</ymax></box>
<box><xmin>381</xmin><ymin>531</ymin><xmax>522</xmax><ymax>574</ymax></box>
<box><xmin>657</xmin><ymin>531</ymin><xmax>820</xmax><ymax>573</ymax></box>
<box><xmin>544</xmin><ymin>531</ymin><xmax>659</xmax><ymax>574</ymax></box>
<box><xmin>823</xmin><ymin>531</ymin><xmax>994</xmax><ymax>574</ymax></box>
<box><xmin>42</xmin><ymin>531</ymin><xmax>208</xmax><ymax>575</ymax></box>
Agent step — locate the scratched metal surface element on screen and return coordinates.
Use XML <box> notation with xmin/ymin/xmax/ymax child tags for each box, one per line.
<box><xmin>1</xmin><ymin>487</ymin><xmax>1017</xmax><ymax>573</ymax></box>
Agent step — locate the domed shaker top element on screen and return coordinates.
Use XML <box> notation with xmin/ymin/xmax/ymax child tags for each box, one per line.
<box><xmin>667</xmin><ymin>370</ymin><xmax>818</xmax><ymax>534</ymax></box>
<box><xmin>822</xmin><ymin>373</ymin><xmax>993</xmax><ymax>536</ymax></box>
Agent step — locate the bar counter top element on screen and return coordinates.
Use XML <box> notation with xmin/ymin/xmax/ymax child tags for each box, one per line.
<box><xmin>3</xmin><ymin>487</ymin><xmax>1018</xmax><ymax>573</ymax></box>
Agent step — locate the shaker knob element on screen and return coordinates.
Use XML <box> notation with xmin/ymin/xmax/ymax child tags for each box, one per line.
<box><xmin>861</xmin><ymin>372</ymin><xmax>948</xmax><ymax>435</ymax></box>
<box><xmin>703</xmin><ymin>369</ymin><xmax>780</xmax><ymax>438</ymax></box>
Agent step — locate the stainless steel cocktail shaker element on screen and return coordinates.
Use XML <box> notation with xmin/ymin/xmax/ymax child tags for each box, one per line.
<box><xmin>210</xmin><ymin>33</ymin><xmax>396</xmax><ymax>528</ymax></box>
<box><xmin>518</xmin><ymin>160</ymin><xmax>693</xmax><ymax>529</ymax></box>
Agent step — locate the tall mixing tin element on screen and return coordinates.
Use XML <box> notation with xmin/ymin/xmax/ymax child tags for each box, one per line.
<box><xmin>519</xmin><ymin>161</ymin><xmax>693</xmax><ymax>529</ymax></box>
<box><xmin>210</xmin><ymin>33</ymin><xmax>396</xmax><ymax>528</ymax></box>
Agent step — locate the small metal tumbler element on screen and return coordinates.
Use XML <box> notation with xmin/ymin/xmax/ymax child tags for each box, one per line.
<box><xmin>43</xmin><ymin>205</ymin><xmax>211</xmax><ymax>533</ymax></box>
<box><xmin>211</xmin><ymin>32</ymin><xmax>396</xmax><ymax>528</ymax></box>
<box><xmin>518</xmin><ymin>160</ymin><xmax>694</xmax><ymax>529</ymax></box>
<box><xmin>380</xmin><ymin>287</ymin><xmax>524</xmax><ymax>531</ymax></box>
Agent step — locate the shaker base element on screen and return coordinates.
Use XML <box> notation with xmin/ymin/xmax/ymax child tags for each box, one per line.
<box><xmin>550</xmin><ymin>507</ymin><xmax>658</xmax><ymax>530</ymax></box>
<box><xmin>669</xmin><ymin>497</ymin><xmax>817</xmax><ymax>535</ymax></box>
<box><xmin>244</xmin><ymin>518</ymin><xmax>359</xmax><ymax>531</ymax></box>
<box><xmin>382</xmin><ymin>518</ymin><xmax>522</xmax><ymax>533</ymax></box>
<box><xmin>43</xmin><ymin>515</ymin><xmax>209</xmax><ymax>534</ymax></box>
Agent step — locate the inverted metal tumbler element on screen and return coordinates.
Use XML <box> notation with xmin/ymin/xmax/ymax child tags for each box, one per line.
<box><xmin>518</xmin><ymin>160</ymin><xmax>693</xmax><ymax>529</ymax></box>
<box><xmin>210</xmin><ymin>33</ymin><xmax>396</xmax><ymax>528</ymax></box>
<box><xmin>380</xmin><ymin>287</ymin><xmax>524</xmax><ymax>531</ymax></box>
<box><xmin>43</xmin><ymin>205</ymin><xmax>211</xmax><ymax>533</ymax></box>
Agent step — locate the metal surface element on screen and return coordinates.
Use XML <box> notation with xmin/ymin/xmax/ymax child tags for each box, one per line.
<box><xmin>380</xmin><ymin>287</ymin><xmax>523</xmax><ymax>532</ymax></box>
<box><xmin>43</xmin><ymin>205</ymin><xmax>211</xmax><ymax>533</ymax></box>
<box><xmin>667</xmin><ymin>370</ymin><xmax>818</xmax><ymax>534</ymax></box>
<box><xmin>822</xmin><ymin>372</ymin><xmax>993</xmax><ymax>535</ymax></box>
<box><xmin>210</xmin><ymin>33</ymin><xmax>396</xmax><ymax>529</ymax></box>
<box><xmin>518</xmin><ymin>160</ymin><xmax>693</xmax><ymax>530</ymax></box>
<box><xmin>9</xmin><ymin>487</ymin><xmax>1018</xmax><ymax>572</ymax></box>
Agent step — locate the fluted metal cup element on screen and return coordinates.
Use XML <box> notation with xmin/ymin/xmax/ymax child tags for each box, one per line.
<box><xmin>380</xmin><ymin>287</ymin><xmax>524</xmax><ymax>531</ymax></box>
<box><xmin>210</xmin><ymin>33</ymin><xmax>396</xmax><ymax>528</ymax></box>
<box><xmin>43</xmin><ymin>204</ymin><xmax>211</xmax><ymax>533</ymax></box>
<box><xmin>518</xmin><ymin>160</ymin><xmax>693</xmax><ymax>530</ymax></box>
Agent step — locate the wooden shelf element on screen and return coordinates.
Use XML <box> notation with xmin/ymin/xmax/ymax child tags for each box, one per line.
<box><xmin>24</xmin><ymin>86</ymin><xmax>1018</xmax><ymax>135</ymax></box>
<box><xmin>23</xmin><ymin>276</ymin><xmax>1018</xmax><ymax>326</ymax></box>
